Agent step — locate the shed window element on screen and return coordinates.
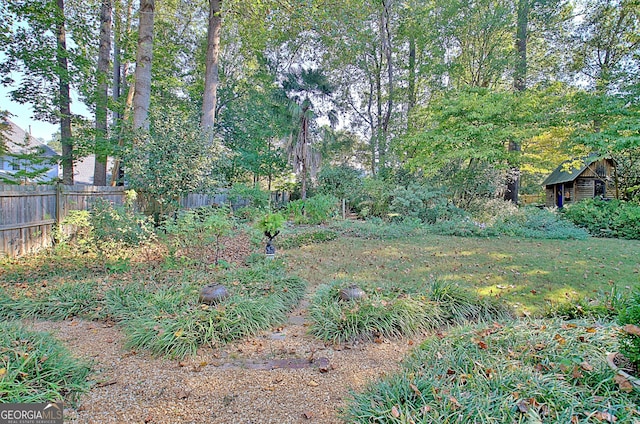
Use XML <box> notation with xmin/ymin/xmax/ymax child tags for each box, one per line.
<box><xmin>595</xmin><ymin>163</ymin><xmax>606</xmax><ymax>177</ymax></box>
<box><xmin>595</xmin><ymin>180</ymin><xmax>605</xmax><ymax>197</ymax></box>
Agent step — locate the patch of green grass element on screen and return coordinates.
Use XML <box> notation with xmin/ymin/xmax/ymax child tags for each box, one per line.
<box><xmin>0</xmin><ymin>321</ymin><xmax>91</xmax><ymax>404</ymax></box>
<box><xmin>279</xmin><ymin>228</ymin><xmax>338</xmax><ymax>250</ymax></box>
<box><xmin>105</xmin><ymin>260</ymin><xmax>307</xmax><ymax>358</ymax></box>
<box><xmin>286</xmin><ymin>232</ymin><xmax>640</xmax><ymax>316</ymax></box>
<box><xmin>308</xmin><ymin>279</ymin><xmax>510</xmax><ymax>342</ymax></box>
<box><xmin>343</xmin><ymin>319</ymin><xmax>639</xmax><ymax>423</ymax></box>
<box><xmin>0</xmin><ymin>282</ymin><xmax>104</xmax><ymax>321</ymax></box>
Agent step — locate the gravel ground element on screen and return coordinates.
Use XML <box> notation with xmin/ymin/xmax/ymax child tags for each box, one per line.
<box><xmin>31</xmin><ymin>304</ymin><xmax>414</xmax><ymax>424</ymax></box>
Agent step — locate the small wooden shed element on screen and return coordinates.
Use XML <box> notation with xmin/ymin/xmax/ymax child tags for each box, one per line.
<box><xmin>541</xmin><ymin>155</ymin><xmax>616</xmax><ymax>207</ymax></box>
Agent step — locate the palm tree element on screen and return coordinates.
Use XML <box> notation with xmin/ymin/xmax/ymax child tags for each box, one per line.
<box><xmin>283</xmin><ymin>68</ymin><xmax>337</xmax><ymax>200</ymax></box>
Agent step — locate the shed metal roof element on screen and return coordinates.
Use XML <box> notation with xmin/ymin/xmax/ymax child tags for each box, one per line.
<box><xmin>541</xmin><ymin>155</ymin><xmax>603</xmax><ymax>186</ymax></box>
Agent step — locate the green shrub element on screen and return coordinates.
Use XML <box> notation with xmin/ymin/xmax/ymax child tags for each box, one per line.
<box><xmin>228</xmin><ymin>183</ymin><xmax>270</xmax><ymax>210</ymax></box>
<box><xmin>89</xmin><ymin>196</ymin><xmax>155</xmax><ymax>248</ymax></box>
<box><xmin>256</xmin><ymin>212</ymin><xmax>285</xmax><ymax>238</ymax></box>
<box><xmin>357</xmin><ymin>178</ymin><xmax>393</xmax><ymax>219</ymax></box>
<box><xmin>162</xmin><ymin>206</ymin><xmax>233</xmax><ymax>267</ymax></box>
<box><xmin>316</xmin><ymin>165</ymin><xmax>364</xmax><ymax>206</ymax></box>
<box><xmin>618</xmin><ymin>290</ymin><xmax>640</xmax><ymax>368</ymax></box>
<box><xmin>343</xmin><ymin>319</ymin><xmax>639</xmax><ymax>423</ymax></box>
<box><xmin>491</xmin><ymin>207</ymin><xmax>589</xmax><ymax>240</ymax></box>
<box><xmin>389</xmin><ymin>184</ymin><xmax>463</xmax><ymax>224</ymax></box>
<box><xmin>563</xmin><ymin>198</ymin><xmax>640</xmax><ymax>239</ymax></box>
<box><xmin>285</xmin><ymin>194</ymin><xmax>338</xmax><ymax>224</ymax></box>
<box><xmin>0</xmin><ymin>321</ymin><xmax>91</xmax><ymax>403</ymax></box>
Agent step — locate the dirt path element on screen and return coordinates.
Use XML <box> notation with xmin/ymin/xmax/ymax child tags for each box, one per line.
<box><xmin>31</xmin><ymin>298</ymin><xmax>414</xmax><ymax>423</ymax></box>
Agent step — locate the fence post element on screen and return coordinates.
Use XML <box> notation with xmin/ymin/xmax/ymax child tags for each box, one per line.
<box><xmin>56</xmin><ymin>183</ymin><xmax>63</xmax><ymax>225</ymax></box>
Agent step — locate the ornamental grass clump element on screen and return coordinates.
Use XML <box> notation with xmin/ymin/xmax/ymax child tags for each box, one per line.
<box><xmin>343</xmin><ymin>319</ymin><xmax>639</xmax><ymax>423</ymax></box>
<box><xmin>105</xmin><ymin>261</ymin><xmax>306</xmax><ymax>358</ymax></box>
<box><xmin>0</xmin><ymin>321</ymin><xmax>91</xmax><ymax>403</ymax></box>
<box><xmin>308</xmin><ymin>280</ymin><xmax>510</xmax><ymax>343</ymax></box>
<box><xmin>0</xmin><ymin>282</ymin><xmax>104</xmax><ymax>321</ymax></box>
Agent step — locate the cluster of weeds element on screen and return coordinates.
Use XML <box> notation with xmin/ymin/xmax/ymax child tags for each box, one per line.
<box><xmin>0</xmin><ymin>321</ymin><xmax>91</xmax><ymax>404</ymax></box>
<box><xmin>308</xmin><ymin>279</ymin><xmax>510</xmax><ymax>343</ymax></box>
<box><xmin>343</xmin><ymin>319</ymin><xmax>639</xmax><ymax>423</ymax></box>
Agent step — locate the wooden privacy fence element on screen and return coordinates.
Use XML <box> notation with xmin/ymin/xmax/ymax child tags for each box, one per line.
<box><xmin>0</xmin><ymin>185</ymin><xmax>127</xmax><ymax>258</ymax></box>
<box><xmin>1</xmin><ymin>185</ymin><xmax>292</xmax><ymax>258</ymax></box>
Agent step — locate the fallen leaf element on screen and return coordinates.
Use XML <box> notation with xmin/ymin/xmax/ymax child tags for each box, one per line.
<box><xmin>0</xmin><ymin>368</ymin><xmax>5</xmax><ymax>377</ymax></box>
<box><xmin>449</xmin><ymin>396</ymin><xmax>461</xmax><ymax>410</ymax></box>
<box><xmin>391</xmin><ymin>405</ymin><xmax>400</xmax><ymax>418</ymax></box>
<box><xmin>302</xmin><ymin>411</ymin><xmax>314</xmax><ymax>420</ymax></box>
<box><xmin>174</xmin><ymin>329</ymin><xmax>184</xmax><ymax>338</ymax></box>
<box><xmin>410</xmin><ymin>383</ymin><xmax>421</xmax><ymax>396</ymax></box>
<box><xmin>580</xmin><ymin>361</ymin><xmax>593</xmax><ymax>371</ymax></box>
<box><xmin>586</xmin><ymin>327</ymin><xmax>597</xmax><ymax>333</ymax></box>
<box><xmin>623</xmin><ymin>324</ymin><xmax>640</xmax><ymax>337</ymax></box>
<box><xmin>516</xmin><ymin>400</ymin><xmax>529</xmax><ymax>413</ymax></box>
<box><xmin>592</xmin><ymin>411</ymin><xmax>617</xmax><ymax>423</ymax></box>
<box><xmin>477</xmin><ymin>340</ymin><xmax>488</xmax><ymax>349</ymax></box>
<box><xmin>571</xmin><ymin>416</ymin><xmax>580</xmax><ymax>424</ymax></box>
<box><xmin>553</xmin><ymin>334</ymin><xmax>566</xmax><ymax>345</ymax></box>
<box><xmin>308</xmin><ymin>380</ymin><xmax>319</xmax><ymax>387</ymax></box>
<box><xmin>614</xmin><ymin>374</ymin><xmax>634</xmax><ymax>393</ymax></box>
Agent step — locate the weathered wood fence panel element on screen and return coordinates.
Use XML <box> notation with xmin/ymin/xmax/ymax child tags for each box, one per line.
<box><xmin>0</xmin><ymin>185</ymin><xmax>127</xmax><ymax>258</ymax></box>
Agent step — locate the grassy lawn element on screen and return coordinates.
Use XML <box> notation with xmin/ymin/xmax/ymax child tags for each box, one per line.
<box><xmin>285</xmin><ymin>232</ymin><xmax>640</xmax><ymax>316</ymax></box>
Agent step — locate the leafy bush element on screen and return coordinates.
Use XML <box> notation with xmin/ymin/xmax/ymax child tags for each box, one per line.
<box><xmin>285</xmin><ymin>194</ymin><xmax>338</xmax><ymax>224</ymax></box>
<box><xmin>467</xmin><ymin>197</ymin><xmax>519</xmax><ymax>226</ymax></box>
<box><xmin>162</xmin><ymin>206</ymin><xmax>233</xmax><ymax>267</ymax></box>
<box><xmin>618</xmin><ymin>290</ymin><xmax>640</xmax><ymax>368</ymax></box>
<box><xmin>316</xmin><ymin>165</ymin><xmax>364</xmax><ymax>206</ymax></box>
<box><xmin>56</xmin><ymin>194</ymin><xmax>154</xmax><ymax>257</ymax></box>
<box><xmin>0</xmin><ymin>321</ymin><xmax>91</xmax><ymax>403</ymax></box>
<box><xmin>256</xmin><ymin>212</ymin><xmax>285</xmax><ymax>238</ymax></box>
<box><xmin>228</xmin><ymin>183</ymin><xmax>270</xmax><ymax>210</ymax></box>
<box><xmin>344</xmin><ymin>319</ymin><xmax>638</xmax><ymax>423</ymax></box>
<box><xmin>357</xmin><ymin>178</ymin><xmax>393</xmax><ymax>219</ymax></box>
<box><xmin>491</xmin><ymin>207</ymin><xmax>589</xmax><ymax>240</ymax></box>
<box><xmin>389</xmin><ymin>184</ymin><xmax>464</xmax><ymax>224</ymax></box>
<box><xmin>563</xmin><ymin>198</ymin><xmax>640</xmax><ymax>239</ymax></box>
<box><xmin>89</xmin><ymin>196</ymin><xmax>155</xmax><ymax>248</ymax></box>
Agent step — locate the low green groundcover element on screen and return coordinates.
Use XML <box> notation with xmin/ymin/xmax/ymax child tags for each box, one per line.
<box><xmin>344</xmin><ymin>319</ymin><xmax>639</xmax><ymax>423</ymax></box>
<box><xmin>309</xmin><ymin>280</ymin><xmax>510</xmax><ymax>342</ymax></box>
<box><xmin>0</xmin><ymin>322</ymin><xmax>91</xmax><ymax>403</ymax></box>
<box><xmin>105</xmin><ymin>259</ymin><xmax>307</xmax><ymax>358</ymax></box>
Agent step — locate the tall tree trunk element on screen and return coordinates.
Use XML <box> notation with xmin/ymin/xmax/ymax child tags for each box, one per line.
<box><xmin>56</xmin><ymin>0</ymin><xmax>74</xmax><ymax>184</ymax></box>
<box><xmin>110</xmin><ymin>0</ymin><xmax>134</xmax><ymax>186</ymax></box>
<box><xmin>201</xmin><ymin>0</ymin><xmax>222</xmax><ymax>131</ymax></box>
<box><xmin>132</xmin><ymin>0</ymin><xmax>154</xmax><ymax>132</ymax></box>
<box><xmin>93</xmin><ymin>0</ymin><xmax>112</xmax><ymax>186</ymax></box>
<box><xmin>505</xmin><ymin>0</ymin><xmax>529</xmax><ymax>203</ymax></box>
<box><xmin>407</xmin><ymin>35</ymin><xmax>416</xmax><ymax>118</ymax></box>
